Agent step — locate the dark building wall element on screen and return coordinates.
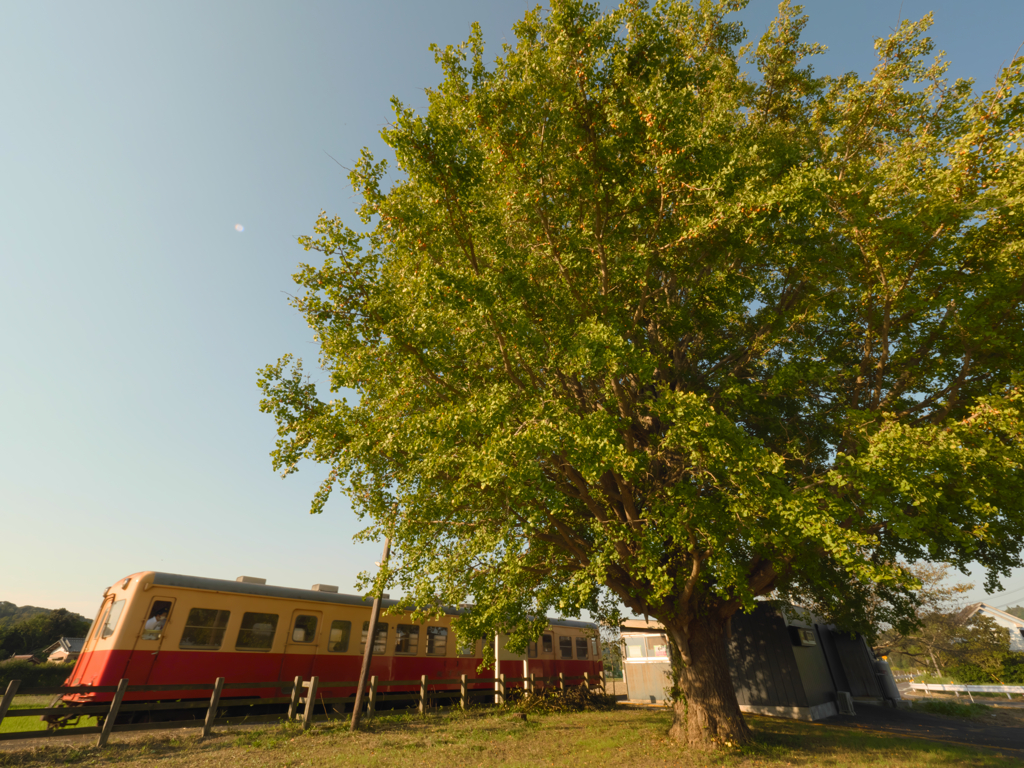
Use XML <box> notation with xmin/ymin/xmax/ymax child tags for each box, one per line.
<box><xmin>786</xmin><ymin>624</ymin><xmax>839</xmax><ymax>707</ymax></box>
<box><xmin>830</xmin><ymin>631</ymin><xmax>883</xmax><ymax>699</ymax></box>
<box><xmin>815</xmin><ymin>623</ymin><xmax>852</xmax><ymax>693</ymax></box>
<box><xmin>727</xmin><ymin>604</ymin><xmax>808</xmax><ymax>709</ymax></box>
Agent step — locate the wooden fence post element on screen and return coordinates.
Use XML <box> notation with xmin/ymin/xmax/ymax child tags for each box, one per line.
<box><xmin>368</xmin><ymin>675</ymin><xmax>378</xmax><ymax>717</ymax></box>
<box><xmin>460</xmin><ymin>674</ymin><xmax>467</xmax><ymax>710</ymax></box>
<box><xmin>558</xmin><ymin>672</ymin><xmax>565</xmax><ymax>691</ymax></box>
<box><xmin>302</xmin><ymin>677</ymin><xmax>319</xmax><ymax>730</ymax></box>
<box><xmin>97</xmin><ymin>678</ymin><xmax>129</xmax><ymax>748</ymax></box>
<box><xmin>498</xmin><ymin>673</ymin><xmax>505</xmax><ymax>705</ymax></box>
<box><xmin>288</xmin><ymin>676</ymin><xmax>303</xmax><ymax>720</ymax></box>
<box><xmin>599</xmin><ymin>669</ymin><xmax>606</xmax><ymax>693</ymax></box>
<box><xmin>583</xmin><ymin>671</ymin><xmax>589</xmax><ymax>690</ymax></box>
<box><xmin>529</xmin><ymin>672</ymin><xmax>535</xmax><ymax>696</ymax></box>
<box><xmin>202</xmin><ymin>677</ymin><xmax>224</xmax><ymax>739</ymax></box>
<box><xmin>419</xmin><ymin>675</ymin><xmax>428</xmax><ymax>715</ymax></box>
<box><xmin>0</xmin><ymin>681</ymin><xmax>20</xmax><ymax>730</ymax></box>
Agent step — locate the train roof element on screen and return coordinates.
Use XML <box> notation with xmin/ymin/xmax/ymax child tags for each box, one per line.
<box><xmin>148</xmin><ymin>572</ymin><xmax>597</xmax><ymax>630</ymax></box>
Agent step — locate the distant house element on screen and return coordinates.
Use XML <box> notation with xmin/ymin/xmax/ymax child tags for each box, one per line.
<box><xmin>1</xmin><ymin>654</ymin><xmax>42</xmax><ymax>665</ymax></box>
<box><xmin>41</xmin><ymin>637</ymin><xmax>85</xmax><ymax>664</ymax></box>
<box><xmin>957</xmin><ymin>603</ymin><xmax>1024</xmax><ymax>653</ymax></box>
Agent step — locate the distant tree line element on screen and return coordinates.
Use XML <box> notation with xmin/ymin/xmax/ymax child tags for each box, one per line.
<box><xmin>0</xmin><ymin>608</ymin><xmax>90</xmax><ymax>660</ymax></box>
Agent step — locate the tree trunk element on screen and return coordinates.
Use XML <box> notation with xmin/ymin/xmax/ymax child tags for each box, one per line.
<box><xmin>666</xmin><ymin>614</ymin><xmax>752</xmax><ymax>748</ymax></box>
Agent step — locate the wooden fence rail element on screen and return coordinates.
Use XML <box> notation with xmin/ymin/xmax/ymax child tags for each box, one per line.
<box><xmin>0</xmin><ymin>670</ymin><xmax>605</xmax><ymax>747</ymax></box>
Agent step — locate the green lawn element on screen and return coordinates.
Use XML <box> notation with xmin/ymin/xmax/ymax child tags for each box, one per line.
<box><xmin>0</xmin><ymin>697</ymin><xmax>97</xmax><ymax>736</ymax></box>
<box><xmin>0</xmin><ymin>705</ymin><xmax>1019</xmax><ymax>767</ymax></box>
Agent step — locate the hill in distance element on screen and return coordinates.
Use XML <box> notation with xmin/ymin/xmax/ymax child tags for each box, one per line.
<box><xmin>0</xmin><ymin>601</ymin><xmax>88</xmax><ymax>628</ymax></box>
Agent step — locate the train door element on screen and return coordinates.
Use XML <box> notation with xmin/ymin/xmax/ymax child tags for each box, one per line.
<box><xmin>279</xmin><ymin>609</ymin><xmax>322</xmax><ymax>682</ymax></box>
<box><xmin>122</xmin><ymin>597</ymin><xmax>177</xmax><ymax>685</ymax></box>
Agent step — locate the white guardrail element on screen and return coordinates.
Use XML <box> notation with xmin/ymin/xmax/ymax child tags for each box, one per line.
<box><xmin>909</xmin><ymin>683</ymin><xmax>1024</xmax><ymax>701</ymax></box>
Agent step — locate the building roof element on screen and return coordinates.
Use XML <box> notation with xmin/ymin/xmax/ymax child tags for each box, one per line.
<box><xmin>620</xmin><ymin>618</ymin><xmax>665</xmax><ymax>633</ymax></box>
<box><xmin>958</xmin><ymin>602</ymin><xmax>1024</xmax><ymax>627</ymax></box>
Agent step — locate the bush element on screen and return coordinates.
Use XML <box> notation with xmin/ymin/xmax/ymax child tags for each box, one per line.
<box><xmin>501</xmin><ymin>684</ymin><xmax>618</xmax><ymax>714</ymax></box>
<box><xmin>0</xmin><ymin>661</ymin><xmax>73</xmax><ymax>691</ymax></box>
<box><xmin>948</xmin><ymin>657</ymin><xmax>1024</xmax><ymax>685</ymax></box>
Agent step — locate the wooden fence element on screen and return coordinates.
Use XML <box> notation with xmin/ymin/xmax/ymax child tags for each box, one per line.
<box><xmin>0</xmin><ymin>670</ymin><xmax>605</xmax><ymax>748</ymax></box>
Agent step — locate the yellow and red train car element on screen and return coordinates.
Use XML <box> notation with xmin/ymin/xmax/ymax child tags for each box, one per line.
<box><xmin>62</xmin><ymin>571</ymin><xmax>601</xmax><ymax>715</ymax></box>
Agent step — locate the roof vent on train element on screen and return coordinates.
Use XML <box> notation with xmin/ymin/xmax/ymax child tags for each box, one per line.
<box><xmin>311</xmin><ymin>584</ymin><xmax>338</xmax><ymax>593</ymax></box>
<box><xmin>236</xmin><ymin>576</ymin><xmax>267</xmax><ymax>585</ymax></box>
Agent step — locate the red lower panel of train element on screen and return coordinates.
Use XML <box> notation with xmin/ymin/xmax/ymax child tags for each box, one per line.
<box><xmin>64</xmin><ymin>649</ymin><xmax>602</xmax><ymax>704</ymax></box>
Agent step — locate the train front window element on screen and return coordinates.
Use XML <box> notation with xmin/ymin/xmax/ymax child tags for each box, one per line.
<box><xmin>328</xmin><ymin>620</ymin><xmax>351</xmax><ymax>652</ymax></box>
<box><xmin>179</xmin><ymin>608</ymin><xmax>230</xmax><ymax>650</ymax></box>
<box><xmin>575</xmin><ymin>637</ymin><xmax>589</xmax><ymax>659</ymax></box>
<box><xmin>360</xmin><ymin>621</ymin><xmax>388</xmax><ymax>654</ymax></box>
<box><xmin>591</xmin><ymin>637</ymin><xmax>600</xmax><ymax>658</ymax></box>
<box><xmin>542</xmin><ymin>634</ymin><xmax>553</xmax><ymax>654</ymax></box>
<box><xmin>100</xmin><ymin>600</ymin><xmax>125</xmax><ymax>639</ymax></box>
<box><xmin>558</xmin><ymin>636</ymin><xmax>573</xmax><ymax>659</ymax></box>
<box><xmin>426</xmin><ymin>626</ymin><xmax>447</xmax><ymax>656</ymax></box>
<box><xmin>395</xmin><ymin>624</ymin><xmax>419</xmax><ymax>655</ymax></box>
<box><xmin>141</xmin><ymin>601</ymin><xmax>173</xmax><ymax>641</ymax></box>
<box><xmin>292</xmin><ymin>615</ymin><xmax>318</xmax><ymax>643</ymax></box>
<box><xmin>236</xmin><ymin>613</ymin><xmax>279</xmax><ymax>651</ymax></box>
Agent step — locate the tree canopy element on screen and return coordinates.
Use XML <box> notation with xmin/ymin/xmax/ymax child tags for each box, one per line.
<box><xmin>260</xmin><ymin>0</ymin><xmax>1024</xmax><ymax>746</ymax></box>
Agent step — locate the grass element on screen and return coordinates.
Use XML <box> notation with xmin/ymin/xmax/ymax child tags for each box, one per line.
<box><xmin>0</xmin><ymin>697</ymin><xmax>97</xmax><ymax>736</ymax></box>
<box><xmin>0</xmin><ymin>705</ymin><xmax>1019</xmax><ymax>767</ymax></box>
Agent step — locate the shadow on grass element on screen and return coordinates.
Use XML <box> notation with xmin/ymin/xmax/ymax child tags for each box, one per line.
<box><xmin>745</xmin><ymin>714</ymin><xmax>1014</xmax><ymax>765</ymax></box>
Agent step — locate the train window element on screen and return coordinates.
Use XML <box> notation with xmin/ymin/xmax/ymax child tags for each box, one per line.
<box><xmin>328</xmin><ymin>620</ymin><xmax>351</xmax><ymax>653</ymax></box>
<box><xmin>395</xmin><ymin>624</ymin><xmax>419</xmax><ymax>655</ymax></box>
<box><xmin>236</xmin><ymin>613</ymin><xmax>279</xmax><ymax>651</ymax></box>
<box><xmin>292</xmin><ymin>615</ymin><xmax>318</xmax><ymax>643</ymax></box>
<box><xmin>141</xmin><ymin>601</ymin><xmax>173</xmax><ymax>641</ymax></box>
<box><xmin>591</xmin><ymin>637</ymin><xmax>599</xmax><ymax>658</ymax></box>
<box><xmin>542</xmin><ymin>634</ymin><xmax>553</xmax><ymax>654</ymax></box>
<box><xmin>100</xmin><ymin>600</ymin><xmax>125</xmax><ymax>639</ymax></box>
<box><xmin>360</xmin><ymin>622</ymin><xmax>389</xmax><ymax>654</ymax></box>
<box><xmin>457</xmin><ymin>638</ymin><xmax>477</xmax><ymax>657</ymax></box>
<box><xmin>558</xmin><ymin>635</ymin><xmax>573</xmax><ymax>659</ymax></box>
<box><xmin>425</xmin><ymin>626</ymin><xmax>447</xmax><ymax>656</ymax></box>
<box><xmin>528</xmin><ymin>641</ymin><xmax>538</xmax><ymax>658</ymax></box>
<box><xmin>575</xmin><ymin>637</ymin><xmax>589</xmax><ymax>659</ymax></box>
<box><xmin>179</xmin><ymin>608</ymin><xmax>230</xmax><ymax>650</ymax></box>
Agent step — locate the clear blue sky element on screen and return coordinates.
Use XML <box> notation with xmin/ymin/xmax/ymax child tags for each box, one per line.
<box><xmin>2</xmin><ymin>1</ymin><xmax>1023</xmax><ymax>620</ymax></box>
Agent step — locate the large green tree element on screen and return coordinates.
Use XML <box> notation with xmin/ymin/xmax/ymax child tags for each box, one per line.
<box><xmin>260</xmin><ymin>0</ymin><xmax>1024</xmax><ymax>747</ymax></box>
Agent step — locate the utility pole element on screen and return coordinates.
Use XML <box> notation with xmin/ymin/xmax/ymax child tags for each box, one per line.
<box><xmin>351</xmin><ymin>538</ymin><xmax>390</xmax><ymax>732</ymax></box>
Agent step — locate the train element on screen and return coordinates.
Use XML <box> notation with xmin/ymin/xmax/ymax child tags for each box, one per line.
<box><xmin>57</xmin><ymin>570</ymin><xmax>602</xmax><ymax>723</ymax></box>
